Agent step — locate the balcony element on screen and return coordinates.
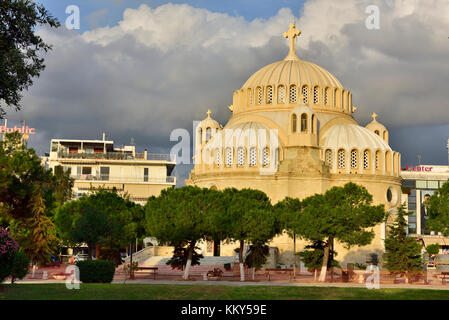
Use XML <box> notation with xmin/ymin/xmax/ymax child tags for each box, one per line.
<box><xmin>72</xmin><ymin>174</ymin><xmax>176</xmax><ymax>184</ymax></box>
<box><xmin>57</xmin><ymin>151</ymin><xmax>175</xmax><ymax>162</ymax></box>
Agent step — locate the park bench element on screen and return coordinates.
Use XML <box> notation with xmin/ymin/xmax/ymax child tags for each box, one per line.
<box><xmin>264</xmin><ymin>268</ymin><xmax>294</xmax><ymax>281</ymax></box>
<box><xmin>136</xmin><ymin>267</ymin><xmax>158</xmax><ymax>280</ymax></box>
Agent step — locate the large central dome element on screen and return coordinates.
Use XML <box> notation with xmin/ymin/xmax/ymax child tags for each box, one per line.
<box><xmin>230</xmin><ymin>24</ymin><xmax>353</xmax><ymax>117</ymax></box>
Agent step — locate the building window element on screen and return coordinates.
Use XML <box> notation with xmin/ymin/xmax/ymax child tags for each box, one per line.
<box><xmin>215</xmin><ymin>148</ymin><xmax>222</xmax><ymax>167</ymax></box>
<box><xmin>247</xmin><ymin>88</ymin><xmax>253</xmax><ymax>105</ymax></box>
<box><xmin>262</xmin><ymin>147</ymin><xmax>270</xmax><ymax>167</ymax></box>
<box><xmin>289</xmin><ymin>85</ymin><xmax>297</xmax><ymax>103</ymax></box>
<box><xmin>375</xmin><ymin>151</ymin><xmax>381</xmax><ymax>170</ymax></box>
<box><xmin>325</xmin><ymin>149</ymin><xmax>333</xmax><ymax>168</ymax></box>
<box><xmin>266</xmin><ymin>86</ymin><xmax>273</xmax><ymax>104</ymax></box>
<box><xmin>225</xmin><ymin>147</ymin><xmax>233</xmax><ymax>166</ymax></box>
<box><xmin>324</xmin><ymin>88</ymin><xmax>329</xmax><ymax>105</ymax></box>
<box><xmin>249</xmin><ymin>147</ymin><xmax>257</xmax><ymax>167</ymax></box>
<box><xmin>100</xmin><ymin>167</ymin><xmax>110</xmax><ymax>181</ymax></box>
<box><xmin>363</xmin><ymin>150</ymin><xmax>370</xmax><ymax>169</ymax></box>
<box><xmin>278</xmin><ymin>85</ymin><xmax>285</xmax><ymax>103</ymax></box>
<box><xmin>292</xmin><ymin>114</ymin><xmax>297</xmax><ymax>132</ymax></box>
<box><xmin>302</xmin><ymin>86</ymin><xmax>308</xmax><ymax>103</ymax></box>
<box><xmin>237</xmin><ymin>147</ymin><xmax>245</xmax><ymax>166</ymax></box>
<box><xmin>313</xmin><ymin>86</ymin><xmax>319</xmax><ymax>104</ymax></box>
<box><xmin>143</xmin><ymin>168</ymin><xmax>148</xmax><ymax>182</ymax></box>
<box><xmin>338</xmin><ymin>150</ymin><xmax>345</xmax><ymax>169</ymax></box>
<box><xmin>206</xmin><ymin>127</ymin><xmax>211</xmax><ymax>142</ymax></box>
<box><xmin>350</xmin><ymin>149</ymin><xmax>358</xmax><ymax>169</ymax></box>
<box><xmin>301</xmin><ymin>114</ymin><xmax>307</xmax><ymax>132</ymax></box>
<box><xmin>257</xmin><ymin>87</ymin><xmax>262</xmax><ymax>105</ymax></box>
<box><xmin>311</xmin><ymin>114</ymin><xmax>315</xmax><ymax>133</ymax></box>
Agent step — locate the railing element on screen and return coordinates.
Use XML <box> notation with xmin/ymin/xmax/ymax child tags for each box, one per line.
<box><xmin>72</xmin><ymin>174</ymin><xmax>176</xmax><ymax>184</ymax></box>
<box><xmin>57</xmin><ymin>151</ymin><xmax>175</xmax><ymax>162</ymax></box>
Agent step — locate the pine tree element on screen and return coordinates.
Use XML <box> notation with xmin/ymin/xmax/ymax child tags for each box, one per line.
<box><xmin>384</xmin><ymin>204</ymin><xmax>423</xmax><ymax>282</ymax></box>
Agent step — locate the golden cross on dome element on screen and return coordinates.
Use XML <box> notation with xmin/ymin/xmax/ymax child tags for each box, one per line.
<box><xmin>372</xmin><ymin>112</ymin><xmax>378</xmax><ymax>121</ymax></box>
<box><xmin>206</xmin><ymin>109</ymin><xmax>212</xmax><ymax>118</ymax></box>
<box><xmin>283</xmin><ymin>23</ymin><xmax>301</xmax><ymax>59</ymax></box>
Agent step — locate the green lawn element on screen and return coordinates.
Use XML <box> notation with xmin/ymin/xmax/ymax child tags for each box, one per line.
<box><xmin>2</xmin><ymin>284</ymin><xmax>449</xmax><ymax>300</ymax></box>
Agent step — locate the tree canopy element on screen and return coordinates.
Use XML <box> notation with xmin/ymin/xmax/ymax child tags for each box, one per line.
<box><xmin>426</xmin><ymin>181</ymin><xmax>449</xmax><ymax>236</ymax></box>
<box><xmin>0</xmin><ymin>0</ymin><xmax>60</xmax><ymax>116</ymax></box>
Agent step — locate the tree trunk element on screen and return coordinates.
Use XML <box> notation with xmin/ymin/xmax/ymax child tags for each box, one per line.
<box><xmin>96</xmin><ymin>244</ymin><xmax>100</xmax><ymax>260</ymax></box>
<box><xmin>314</xmin><ymin>269</ymin><xmax>317</xmax><ymax>281</ymax></box>
<box><xmin>88</xmin><ymin>243</ymin><xmax>95</xmax><ymax>260</ymax></box>
<box><xmin>239</xmin><ymin>240</ymin><xmax>245</xmax><ymax>282</ymax></box>
<box><xmin>183</xmin><ymin>241</ymin><xmax>195</xmax><ymax>280</ymax></box>
<box><xmin>319</xmin><ymin>238</ymin><xmax>332</xmax><ymax>282</ymax></box>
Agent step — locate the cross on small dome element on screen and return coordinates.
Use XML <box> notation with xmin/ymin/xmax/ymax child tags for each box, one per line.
<box><xmin>372</xmin><ymin>112</ymin><xmax>378</xmax><ymax>121</ymax></box>
<box><xmin>206</xmin><ymin>109</ymin><xmax>212</xmax><ymax>118</ymax></box>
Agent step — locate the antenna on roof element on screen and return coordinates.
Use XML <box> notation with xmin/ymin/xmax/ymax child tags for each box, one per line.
<box><xmin>102</xmin><ymin>132</ymin><xmax>106</xmax><ymax>141</ymax></box>
<box><xmin>130</xmin><ymin>137</ymin><xmax>135</xmax><ymax>146</ymax></box>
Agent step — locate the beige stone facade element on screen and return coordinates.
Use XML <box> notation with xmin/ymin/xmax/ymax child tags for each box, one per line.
<box><xmin>186</xmin><ymin>24</ymin><xmax>402</xmax><ymax>266</ymax></box>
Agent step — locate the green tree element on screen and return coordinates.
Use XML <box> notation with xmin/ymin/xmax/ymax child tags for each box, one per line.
<box><xmin>0</xmin><ymin>0</ymin><xmax>60</xmax><ymax>116</ymax></box>
<box><xmin>293</xmin><ymin>183</ymin><xmax>386</xmax><ymax>282</ymax></box>
<box><xmin>384</xmin><ymin>204</ymin><xmax>423</xmax><ymax>282</ymax></box>
<box><xmin>426</xmin><ymin>181</ymin><xmax>449</xmax><ymax>235</ymax></box>
<box><xmin>10</xmin><ymin>251</ymin><xmax>29</xmax><ymax>283</ymax></box>
<box><xmin>216</xmin><ymin>188</ymin><xmax>278</xmax><ymax>281</ymax></box>
<box><xmin>145</xmin><ymin>186</ymin><xmax>224</xmax><ymax>280</ymax></box>
<box><xmin>296</xmin><ymin>240</ymin><xmax>339</xmax><ymax>281</ymax></box>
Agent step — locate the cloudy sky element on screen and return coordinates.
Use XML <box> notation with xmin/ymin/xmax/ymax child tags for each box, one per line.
<box><xmin>4</xmin><ymin>0</ymin><xmax>449</xmax><ymax>184</ymax></box>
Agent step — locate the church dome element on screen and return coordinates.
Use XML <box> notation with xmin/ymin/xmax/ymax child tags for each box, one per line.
<box><xmin>321</xmin><ymin>124</ymin><xmax>391</xmax><ymax>152</ymax></box>
<box><xmin>230</xmin><ymin>24</ymin><xmax>353</xmax><ymax>116</ymax></box>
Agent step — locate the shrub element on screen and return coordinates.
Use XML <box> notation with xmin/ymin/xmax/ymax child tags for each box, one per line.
<box><xmin>11</xmin><ymin>252</ymin><xmax>30</xmax><ymax>283</ymax></box>
<box><xmin>76</xmin><ymin>260</ymin><xmax>115</xmax><ymax>283</ymax></box>
<box><xmin>166</xmin><ymin>246</ymin><xmax>203</xmax><ymax>270</ymax></box>
<box><xmin>0</xmin><ymin>228</ymin><xmax>19</xmax><ymax>283</ymax></box>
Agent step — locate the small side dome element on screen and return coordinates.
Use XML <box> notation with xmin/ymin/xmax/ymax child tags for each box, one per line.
<box><xmin>365</xmin><ymin>112</ymin><xmax>389</xmax><ymax>144</ymax></box>
<box><xmin>196</xmin><ymin>109</ymin><xmax>221</xmax><ymax>146</ymax></box>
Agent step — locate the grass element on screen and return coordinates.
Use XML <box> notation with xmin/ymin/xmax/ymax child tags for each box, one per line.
<box><xmin>2</xmin><ymin>284</ymin><xmax>449</xmax><ymax>300</ymax></box>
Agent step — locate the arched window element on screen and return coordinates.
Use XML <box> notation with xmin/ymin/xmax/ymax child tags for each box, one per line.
<box><xmin>278</xmin><ymin>85</ymin><xmax>285</xmax><ymax>103</ymax></box>
<box><xmin>215</xmin><ymin>148</ymin><xmax>222</xmax><ymax>167</ymax></box>
<box><xmin>247</xmin><ymin>88</ymin><xmax>253</xmax><ymax>105</ymax></box>
<box><xmin>363</xmin><ymin>150</ymin><xmax>370</xmax><ymax>169</ymax></box>
<box><xmin>351</xmin><ymin>149</ymin><xmax>358</xmax><ymax>169</ymax></box>
<box><xmin>249</xmin><ymin>147</ymin><xmax>257</xmax><ymax>167</ymax></box>
<box><xmin>301</xmin><ymin>114</ymin><xmax>308</xmax><ymax>132</ymax></box>
<box><xmin>225</xmin><ymin>147</ymin><xmax>233</xmax><ymax>167</ymax></box>
<box><xmin>393</xmin><ymin>153</ymin><xmax>398</xmax><ymax>174</ymax></box>
<box><xmin>375</xmin><ymin>130</ymin><xmax>380</xmax><ymax>136</ymax></box>
<box><xmin>266</xmin><ymin>86</ymin><xmax>273</xmax><ymax>104</ymax></box>
<box><xmin>289</xmin><ymin>85</ymin><xmax>297</xmax><ymax>103</ymax></box>
<box><xmin>274</xmin><ymin>148</ymin><xmax>279</xmax><ymax>165</ymax></box>
<box><xmin>385</xmin><ymin>151</ymin><xmax>391</xmax><ymax>173</ymax></box>
<box><xmin>198</xmin><ymin>127</ymin><xmax>203</xmax><ymax>144</ymax></box>
<box><xmin>256</xmin><ymin>87</ymin><xmax>262</xmax><ymax>105</ymax></box>
<box><xmin>325</xmin><ymin>149</ymin><xmax>333</xmax><ymax>168</ymax></box>
<box><xmin>313</xmin><ymin>86</ymin><xmax>319</xmax><ymax>104</ymax></box>
<box><xmin>206</xmin><ymin>127</ymin><xmax>211</xmax><ymax>142</ymax></box>
<box><xmin>262</xmin><ymin>147</ymin><xmax>270</xmax><ymax>167</ymax></box>
<box><xmin>375</xmin><ymin>150</ymin><xmax>381</xmax><ymax>170</ymax></box>
<box><xmin>237</xmin><ymin>147</ymin><xmax>245</xmax><ymax>167</ymax></box>
<box><xmin>302</xmin><ymin>86</ymin><xmax>308</xmax><ymax>103</ymax></box>
<box><xmin>335</xmin><ymin>89</ymin><xmax>340</xmax><ymax>108</ymax></box>
<box><xmin>324</xmin><ymin>87</ymin><xmax>330</xmax><ymax>105</ymax></box>
<box><xmin>342</xmin><ymin>90</ymin><xmax>347</xmax><ymax>111</ymax></box>
<box><xmin>338</xmin><ymin>149</ymin><xmax>346</xmax><ymax>169</ymax></box>
<box><xmin>292</xmin><ymin>114</ymin><xmax>297</xmax><ymax>132</ymax></box>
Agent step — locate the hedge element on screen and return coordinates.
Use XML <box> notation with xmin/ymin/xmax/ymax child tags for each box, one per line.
<box><xmin>76</xmin><ymin>260</ymin><xmax>115</xmax><ymax>283</ymax></box>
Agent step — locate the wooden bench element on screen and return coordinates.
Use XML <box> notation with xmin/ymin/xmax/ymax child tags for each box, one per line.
<box><xmin>264</xmin><ymin>268</ymin><xmax>294</xmax><ymax>281</ymax></box>
<box><xmin>136</xmin><ymin>267</ymin><xmax>158</xmax><ymax>280</ymax></box>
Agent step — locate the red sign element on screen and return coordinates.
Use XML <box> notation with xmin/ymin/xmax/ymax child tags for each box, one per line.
<box><xmin>402</xmin><ymin>164</ymin><xmax>433</xmax><ymax>172</ymax></box>
<box><xmin>0</xmin><ymin>125</ymin><xmax>36</xmax><ymax>134</ymax></box>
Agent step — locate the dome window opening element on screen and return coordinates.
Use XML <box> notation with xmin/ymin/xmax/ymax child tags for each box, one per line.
<box><xmin>266</xmin><ymin>86</ymin><xmax>273</xmax><ymax>104</ymax></box>
<box><xmin>300</xmin><ymin>114</ymin><xmax>308</xmax><ymax>132</ymax></box>
<box><xmin>363</xmin><ymin>150</ymin><xmax>370</xmax><ymax>169</ymax></box>
<box><xmin>350</xmin><ymin>149</ymin><xmax>358</xmax><ymax>169</ymax></box>
<box><xmin>325</xmin><ymin>149</ymin><xmax>333</xmax><ymax>168</ymax></box>
<box><xmin>225</xmin><ymin>147</ymin><xmax>233</xmax><ymax>167</ymax></box>
<box><xmin>249</xmin><ymin>147</ymin><xmax>257</xmax><ymax>167</ymax></box>
<box><xmin>301</xmin><ymin>86</ymin><xmax>308</xmax><ymax>103</ymax></box>
<box><xmin>289</xmin><ymin>85</ymin><xmax>297</xmax><ymax>103</ymax></box>
<box><xmin>198</xmin><ymin>127</ymin><xmax>203</xmax><ymax>144</ymax></box>
<box><xmin>262</xmin><ymin>147</ymin><xmax>270</xmax><ymax>167</ymax></box>
<box><xmin>237</xmin><ymin>147</ymin><xmax>245</xmax><ymax>167</ymax></box>
<box><xmin>375</xmin><ymin>151</ymin><xmax>381</xmax><ymax>170</ymax></box>
<box><xmin>338</xmin><ymin>149</ymin><xmax>346</xmax><ymax>169</ymax></box>
<box><xmin>313</xmin><ymin>86</ymin><xmax>319</xmax><ymax>104</ymax></box>
<box><xmin>324</xmin><ymin>88</ymin><xmax>329</xmax><ymax>105</ymax></box>
<box><xmin>215</xmin><ymin>148</ymin><xmax>222</xmax><ymax>167</ymax></box>
<box><xmin>278</xmin><ymin>85</ymin><xmax>286</xmax><ymax>103</ymax></box>
<box><xmin>292</xmin><ymin>114</ymin><xmax>297</xmax><ymax>132</ymax></box>
<box><xmin>375</xmin><ymin>130</ymin><xmax>380</xmax><ymax>136</ymax></box>
<box><xmin>206</xmin><ymin>127</ymin><xmax>211</xmax><ymax>142</ymax></box>
<box><xmin>257</xmin><ymin>87</ymin><xmax>263</xmax><ymax>105</ymax></box>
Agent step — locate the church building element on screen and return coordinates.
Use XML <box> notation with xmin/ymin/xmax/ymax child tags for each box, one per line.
<box><xmin>186</xmin><ymin>24</ymin><xmax>402</xmax><ymax>266</ymax></box>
